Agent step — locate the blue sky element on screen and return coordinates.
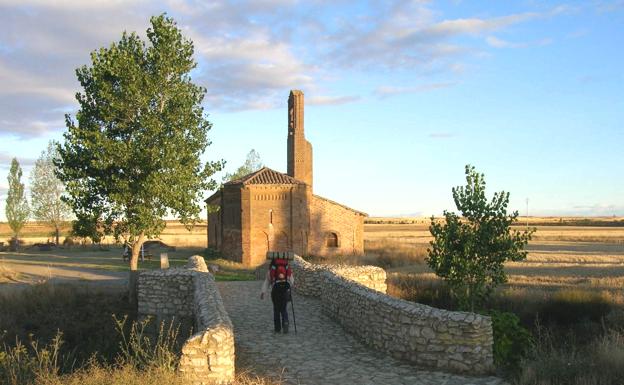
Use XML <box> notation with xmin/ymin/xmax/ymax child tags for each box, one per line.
<box><xmin>0</xmin><ymin>0</ymin><xmax>622</xmax><ymax>219</ymax></box>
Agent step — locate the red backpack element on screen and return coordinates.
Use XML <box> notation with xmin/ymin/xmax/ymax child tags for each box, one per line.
<box><xmin>270</xmin><ymin>258</ymin><xmax>291</xmax><ymax>283</ymax></box>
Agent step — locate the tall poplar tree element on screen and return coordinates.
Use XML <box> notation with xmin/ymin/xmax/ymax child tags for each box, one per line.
<box><xmin>30</xmin><ymin>141</ymin><xmax>72</xmax><ymax>246</ymax></box>
<box><xmin>5</xmin><ymin>158</ymin><xmax>29</xmax><ymax>251</ymax></box>
<box><xmin>56</xmin><ymin>14</ymin><xmax>223</xmax><ymax>305</ymax></box>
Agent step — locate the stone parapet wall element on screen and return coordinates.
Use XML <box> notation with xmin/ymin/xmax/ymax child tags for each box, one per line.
<box><xmin>179</xmin><ymin>270</ymin><xmax>235</xmax><ymax>384</ymax></box>
<box><xmin>139</xmin><ymin>257</ymin><xmax>235</xmax><ymax>385</ymax></box>
<box><xmin>186</xmin><ymin>255</ymin><xmax>209</xmax><ymax>272</ymax></box>
<box><xmin>291</xmin><ymin>256</ymin><xmax>387</xmax><ymax>296</ymax></box>
<box><xmin>319</xmin><ymin>272</ymin><xmax>494</xmax><ymax>374</ymax></box>
<box><xmin>138</xmin><ymin>269</ymin><xmax>194</xmax><ymax>318</ymax></box>
<box><xmin>291</xmin><ymin>256</ymin><xmax>493</xmax><ymax>375</ymax></box>
<box><xmin>290</xmin><ymin>257</ymin><xmax>328</xmax><ymax>296</ymax></box>
<box><xmin>328</xmin><ymin>265</ymin><xmax>387</xmax><ymax>293</ymax></box>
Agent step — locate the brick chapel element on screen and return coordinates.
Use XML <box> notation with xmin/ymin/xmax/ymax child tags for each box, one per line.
<box><xmin>206</xmin><ymin>90</ymin><xmax>367</xmax><ymax>266</ymax></box>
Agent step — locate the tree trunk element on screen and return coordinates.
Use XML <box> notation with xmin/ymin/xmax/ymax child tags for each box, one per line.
<box><xmin>12</xmin><ymin>234</ymin><xmax>19</xmax><ymax>252</ymax></box>
<box><xmin>129</xmin><ymin>232</ymin><xmax>145</xmax><ymax>309</ymax></box>
<box><xmin>55</xmin><ymin>225</ymin><xmax>60</xmax><ymax>246</ymax></box>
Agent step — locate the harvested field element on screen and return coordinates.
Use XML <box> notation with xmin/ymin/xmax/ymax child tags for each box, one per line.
<box><xmin>364</xmin><ymin>222</ymin><xmax>624</xmax><ymax>293</ymax></box>
<box><xmin>0</xmin><ymin>220</ymin><xmax>208</xmax><ymax>248</ymax></box>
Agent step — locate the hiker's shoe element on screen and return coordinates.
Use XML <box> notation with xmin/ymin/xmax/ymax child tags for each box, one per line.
<box><xmin>283</xmin><ymin>322</ymin><xmax>289</xmax><ymax>334</ymax></box>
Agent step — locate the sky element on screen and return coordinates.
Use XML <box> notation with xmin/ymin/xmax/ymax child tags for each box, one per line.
<box><xmin>0</xmin><ymin>0</ymin><xmax>622</xmax><ymax>219</ymax></box>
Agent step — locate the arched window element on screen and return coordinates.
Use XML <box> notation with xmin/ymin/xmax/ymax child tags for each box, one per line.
<box><xmin>326</xmin><ymin>232</ymin><xmax>338</xmax><ymax>248</ymax></box>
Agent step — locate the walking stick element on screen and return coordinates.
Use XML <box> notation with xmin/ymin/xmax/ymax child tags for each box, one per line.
<box><xmin>289</xmin><ymin>290</ymin><xmax>297</xmax><ymax>334</ymax></box>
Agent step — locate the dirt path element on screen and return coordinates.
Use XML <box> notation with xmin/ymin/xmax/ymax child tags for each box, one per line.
<box><xmin>218</xmin><ymin>281</ymin><xmax>506</xmax><ymax>385</ymax></box>
<box><xmin>0</xmin><ymin>260</ymin><xmax>127</xmax><ymax>291</ymax></box>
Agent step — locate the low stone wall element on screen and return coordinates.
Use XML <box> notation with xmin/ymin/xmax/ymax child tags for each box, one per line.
<box><xmin>291</xmin><ymin>256</ymin><xmax>493</xmax><ymax>375</ymax></box>
<box><xmin>328</xmin><ymin>265</ymin><xmax>387</xmax><ymax>293</ymax></box>
<box><xmin>291</xmin><ymin>256</ymin><xmax>387</xmax><ymax>295</ymax></box>
<box><xmin>320</xmin><ymin>272</ymin><xmax>494</xmax><ymax>374</ymax></box>
<box><xmin>138</xmin><ymin>269</ymin><xmax>194</xmax><ymax>319</ymax></box>
<box><xmin>178</xmin><ymin>270</ymin><xmax>235</xmax><ymax>384</ymax></box>
<box><xmin>139</xmin><ymin>257</ymin><xmax>235</xmax><ymax>384</ymax></box>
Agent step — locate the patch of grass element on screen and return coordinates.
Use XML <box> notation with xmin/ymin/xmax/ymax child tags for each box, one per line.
<box><xmin>306</xmin><ymin>239</ymin><xmax>429</xmax><ymax>269</ymax></box>
<box><xmin>214</xmin><ymin>271</ymin><xmax>256</xmax><ymax>281</ymax></box>
<box><xmin>515</xmin><ymin>327</ymin><xmax>624</xmax><ymax>385</ymax></box>
<box><xmin>0</xmin><ymin>282</ymin><xmax>134</xmax><ymax>365</ymax></box>
<box><xmin>364</xmin><ymin>239</ymin><xmax>428</xmax><ymax>268</ymax></box>
<box><xmin>0</xmin><ymin>261</ymin><xmax>20</xmax><ymax>283</ymax></box>
<box><xmin>202</xmin><ymin>254</ymin><xmax>257</xmax><ymax>281</ymax></box>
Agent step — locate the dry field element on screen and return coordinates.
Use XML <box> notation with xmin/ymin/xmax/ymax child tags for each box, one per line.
<box><xmin>0</xmin><ymin>220</ymin><xmax>208</xmax><ymax>248</ymax></box>
<box><xmin>364</xmin><ymin>217</ymin><xmax>624</xmax><ymax>294</ymax></box>
<box><xmin>365</xmin><ymin>218</ymin><xmax>624</xmax><ymax>384</ymax></box>
<box><xmin>3</xmin><ymin>217</ymin><xmax>624</xmax><ymax>290</ymax></box>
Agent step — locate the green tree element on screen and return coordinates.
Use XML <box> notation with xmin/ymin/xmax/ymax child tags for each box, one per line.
<box><xmin>5</xmin><ymin>158</ymin><xmax>30</xmax><ymax>251</ymax></box>
<box><xmin>426</xmin><ymin>165</ymin><xmax>534</xmax><ymax>311</ymax></box>
<box><xmin>223</xmin><ymin>149</ymin><xmax>263</xmax><ymax>182</ymax></box>
<box><xmin>56</xmin><ymin>14</ymin><xmax>223</xmax><ymax>305</ymax></box>
<box><xmin>71</xmin><ymin>211</ymin><xmax>107</xmax><ymax>245</ymax></box>
<box><xmin>30</xmin><ymin>141</ymin><xmax>73</xmax><ymax>246</ymax></box>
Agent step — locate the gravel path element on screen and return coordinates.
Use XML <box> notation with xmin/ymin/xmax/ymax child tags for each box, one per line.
<box><xmin>218</xmin><ymin>281</ymin><xmax>507</xmax><ymax>385</ymax></box>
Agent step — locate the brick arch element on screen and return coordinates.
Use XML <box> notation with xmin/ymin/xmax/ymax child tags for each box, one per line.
<box><xmin>325</xmin><ymin>231</ymin><xmax>340</xmax><ymax>248</ymax></box>
<box><xmin>274</xmin><ymin>231</ymin><xmax>289</xmax><ymax>252</ymax></box>
<box><xmin>261</xmin><ymin>231</ymin><xmax>270</xmax><ymax>254</ymax></box>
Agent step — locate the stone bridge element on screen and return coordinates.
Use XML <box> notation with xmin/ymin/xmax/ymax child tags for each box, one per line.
<box><xmin>138</xmin><ymin>256</ymin><xmax>506</xmax><ymax>385</ymax></box>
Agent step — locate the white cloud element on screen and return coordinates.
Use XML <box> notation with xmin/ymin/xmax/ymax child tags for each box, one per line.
<box><xmin>0</xmin><ymin>0</ymin><xmax>146</xmax><ymax>8</ymax></box>
<box><xmin>192</xmin><ymin>32</ymin><xmax>314</xmax><ymax>110</ymax></box>
<box><xmin>595</xmin><ymin>0</ymin><xmax>624</xmax><ymax>13</ymax></box>
<box><xmin>374</xmin><ymin>82</ymin><xmax>457</xmax><ymax>98</ymax></box>
<box><xmin>307</xmin><ymin>95</ymin><xmax>360</xmax><ymax>106</ymax></box>
<box><xmin>425</xmin><ymin>13</ymin><xmax>540</xmax><ymax>37</ymax></box>
<box><xmin>324</xmin><ymin>4</ymin><xmax>565</xmax><ymax>71</ymax></box>
<box><xmin>0</xmin><ymin>61</ymin><xmax>75</xmax><ymax>102</ymax></box>
<box><xmin>486</xmin><ymin>36</ymin><xmax>553</xmax><ymax>49</ymax></box>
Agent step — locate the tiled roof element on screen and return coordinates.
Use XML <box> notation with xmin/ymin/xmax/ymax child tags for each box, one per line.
<box><xmin>313</xmin><ymin>194</ymin><xmax>368</xmax><ymax>217</ymax></box>
<box><xmin>224</xmin><ymin>167</ymin><xmax>306</xmax><ymax>186</ymax></box>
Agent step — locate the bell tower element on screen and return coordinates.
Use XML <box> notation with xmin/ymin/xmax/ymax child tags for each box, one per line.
<box><xmin>287</xmin><ymin>90</ymin><xmax>313</xmax><ymax>189</ymax></box>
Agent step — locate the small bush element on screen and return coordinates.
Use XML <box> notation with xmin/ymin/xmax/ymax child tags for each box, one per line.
<box><xmin>62</xmin><ymin>237</ymin><xmax>75</xmax><ymax>247</ymax></box>
<box><xmin>203</xmin><ymin>247</ymin><xmax>222</xmax><ymax>260</ymax></box>
<box><xmin>6</xmin><ymin>238</ymin><xmax>26</xmax><ymax>251</ymax></box>
<box><xmin>487</xmin><ymin>310</ymin><xmax>533</xmax><ymax>373</ymax></box>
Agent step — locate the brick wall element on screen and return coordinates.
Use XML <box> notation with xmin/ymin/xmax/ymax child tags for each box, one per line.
<box><xmin>245</xmin><ymin>184</ymin><xmax>310</xmax><ymax>266</ymax></box>
<box><xmin>308</xmin><ymin>195</ymin><xmax>365</xmax><ymax>257</ymax></box>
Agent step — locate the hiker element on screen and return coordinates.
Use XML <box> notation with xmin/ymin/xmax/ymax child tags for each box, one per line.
<box><xmin>261</xmin><ymin>257</ymin><xmax>294</xmax><ymax>333</ymax></box>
